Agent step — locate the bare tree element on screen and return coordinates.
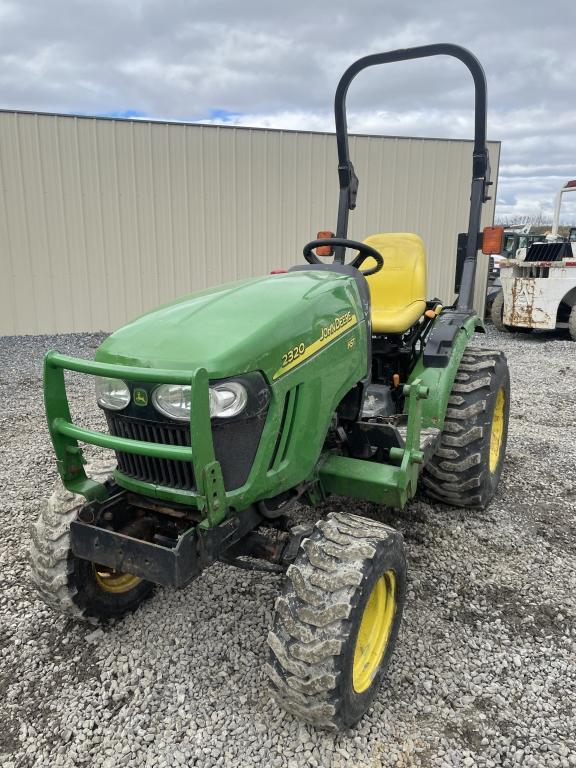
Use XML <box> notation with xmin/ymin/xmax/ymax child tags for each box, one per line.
<box><xmin>495</xmin><ymin>208</ymin><xmax>553</xmax><ymax>229</ymax></box>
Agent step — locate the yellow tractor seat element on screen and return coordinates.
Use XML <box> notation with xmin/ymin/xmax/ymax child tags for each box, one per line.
<box><xmin>362</xmin><ymin>233</ymin><xmax>427</xmax><ymax>334</ymax></box>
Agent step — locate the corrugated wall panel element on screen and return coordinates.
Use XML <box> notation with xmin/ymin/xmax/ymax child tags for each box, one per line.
<box><xmin>0</xmin><ymin>111</ymin><xmax>499</xmax><ymax>335</ymax></box>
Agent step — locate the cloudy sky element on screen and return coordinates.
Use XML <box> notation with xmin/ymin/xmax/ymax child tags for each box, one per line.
<box><xmin>2</xmin><ymin>0</ymin><xmax>575</xmax><ymax>222</ymax></box>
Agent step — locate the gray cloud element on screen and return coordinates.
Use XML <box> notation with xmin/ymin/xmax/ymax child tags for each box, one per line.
<box><xmin>1</xmin><ymin>0</ymin><xmax>575</xmax><ymax>219</ymax></box>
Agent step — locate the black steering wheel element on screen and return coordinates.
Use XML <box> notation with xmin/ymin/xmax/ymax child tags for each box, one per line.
<box><xmin>302</xmin><ymin>238</ymin><xmax>384</xmax><ymax>276</ymax></box>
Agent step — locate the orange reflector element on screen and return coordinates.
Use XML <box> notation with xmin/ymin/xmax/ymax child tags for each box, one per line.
<box><xmin>425</xmin><ymin>310</ymin><xmax>436</xmax><ymax>319</ymax></box>
<box><xmin>392</xmin><ymin>373</ymin><xmax>400</xmax><ymax>388</ymax></box>
<box><xmin>316</xmin><ymin>230</ymin><xmax>335</xmax><ymax>257</ymax></box>
<box><xmin>482</xmin><ymin>226</ymin><xmax>505</xmax><ymax>255</ymax></box>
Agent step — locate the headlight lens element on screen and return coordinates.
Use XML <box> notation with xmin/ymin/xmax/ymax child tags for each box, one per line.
<box><xmin>152</xmin><ymin>382</ymin><xmax>248</xmax><ymax>421</ymax></box>
<box><xmin>152</xmin><ymin>384</ymin><xmax>192</xmax><ymax>421</ymax></box>
<box><xmin>95</xmin><ymin>377</ymin><xmax>130</xmax><ymax>411</ymax></box>
<box><xmin>209</xmin><ymin>382</ymin><xmax>248</xmax><ymax>419</ymax></box>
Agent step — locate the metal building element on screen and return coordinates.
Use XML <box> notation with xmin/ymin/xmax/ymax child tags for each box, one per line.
<box><xmin>0</xmin><ymin>111</ymin><xmax>499</xmax><ymax>335</ymax></box>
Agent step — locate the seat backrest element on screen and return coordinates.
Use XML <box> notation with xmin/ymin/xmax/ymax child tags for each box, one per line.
<box><xmin>362</xmin><ymin>233</ymin><xmax>427</xmax><ymax>313</ymax></box>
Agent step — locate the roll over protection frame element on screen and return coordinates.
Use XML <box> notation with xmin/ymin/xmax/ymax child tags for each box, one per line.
<box><xmin>332</xmin><ymin>43</ymin><xmax>491</xmax><ymax>313</ymax></box>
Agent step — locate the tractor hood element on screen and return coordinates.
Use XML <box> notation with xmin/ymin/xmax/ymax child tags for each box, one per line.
<box><xmin>95</xmin><ymin>270</ymin><xmax>364</xmax><ymax>381</ymax></box>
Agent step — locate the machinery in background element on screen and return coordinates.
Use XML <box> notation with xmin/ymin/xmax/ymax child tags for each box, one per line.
<box><xmin>491</xmin><ymin>180</ymin><xmax>576</xmax><ymax>337</ymax></box>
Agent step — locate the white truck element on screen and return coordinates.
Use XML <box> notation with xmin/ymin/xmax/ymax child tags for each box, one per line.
<box><xmin>491</xmin><ymin>180</ymin><xmax>576</xmax><ymax>339</ymax></box>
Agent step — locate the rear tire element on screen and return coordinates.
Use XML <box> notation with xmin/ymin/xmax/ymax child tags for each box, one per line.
<box><xmin>422</xmin><ymin>348</ymin><xmax>510</xmax><ymax>508</ymax></box>
<box><xmin>267</xmin><ymin>512</ymin><xmax>406</xmax><ymax>729</ymax></box>
<box><xmin>569</xmin><ymin>304</ymin><xmax>576</xmax><ymax>341</ymax></box>
<box><xmin>29</xmin><ymin>460</ymin><xmax>154</xmax><ymax>623</ymax></box>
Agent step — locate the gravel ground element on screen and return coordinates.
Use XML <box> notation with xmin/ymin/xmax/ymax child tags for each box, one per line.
<box><xmin>0</xmin><ymin>328</ymin><xmax>575</xmax><ymax>768</ymax></box>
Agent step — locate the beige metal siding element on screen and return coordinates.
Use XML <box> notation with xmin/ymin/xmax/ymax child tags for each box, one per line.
<box><xmin>0</xmin><ymin>111</ymin><xmax>499</xmax><ymax>335</ymax></box>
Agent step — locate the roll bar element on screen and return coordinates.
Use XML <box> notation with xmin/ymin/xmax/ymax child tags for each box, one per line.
<box><xmin>333</xmin><ymin>43</ymin><xmax>491</xmax><ymax>312</ymax></box>
<box><xmin>551</xmin><ymin>181</ymin><xmax>576</xmax><ymax>238</ymax></box>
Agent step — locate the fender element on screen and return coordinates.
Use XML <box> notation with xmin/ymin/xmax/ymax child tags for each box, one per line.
<box><xmin>408</xmin><ymin>314</ymin><xmax>484</xmax><ymax>430</ymax></box>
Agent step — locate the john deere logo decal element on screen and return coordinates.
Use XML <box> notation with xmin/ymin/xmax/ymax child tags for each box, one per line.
<box><xmin>273</xmin><ymin>311</ymin><xmax>358</xmax><ymax>380</ymax></box>
<box><xmin>133</xmin><ymin>388</ymin><xmax>148</xmax><ymax>406</ymax></box>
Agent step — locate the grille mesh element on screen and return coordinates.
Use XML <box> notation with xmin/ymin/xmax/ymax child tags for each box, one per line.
<box><xmin>525</xmin><ymin>242</ymin><xmax>571</xmax><ymax>262</ymax></box>
<box><xmin>106</xmin><ymin>414</ymin><xmax>195</xmax><ymax>490</ymax></box>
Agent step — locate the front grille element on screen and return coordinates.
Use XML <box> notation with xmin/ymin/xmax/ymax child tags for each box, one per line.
<box><xmin>106</xmin><ymin>414</ymin><xmax>195</xmax><ymax>490</ymax></box>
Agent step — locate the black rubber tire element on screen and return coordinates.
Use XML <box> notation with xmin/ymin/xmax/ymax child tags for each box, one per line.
<box><xmin>490</xmin><ymin>290</ymin><xmax>508</xmax><ymax>332</ymax></box>
<box><xmin>422</xmin><ymin>348</ymin><xmax>510</xmax><ymax>508</ymax></box>
<box><xmin>29</xmin><ymin>460</ymin><xmax>154</xmax><ymax>623</ymax></box>
<box><xmin>490</xmin><ymin>290</ymin><xmax>532</xmax><ymax>333</ymax></box>
<box><xmin>569</xmin><ymin>305</ymin><xmax>576</xmax><ymax>341</ymax></box>
<box><xmin>266</xmin><ymin>512</ymin><xmax>406</xmax><ymax>730</ymax></box>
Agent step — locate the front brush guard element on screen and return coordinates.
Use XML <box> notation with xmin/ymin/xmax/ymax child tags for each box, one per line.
<box><xmin>44</xmin><ymin>351</ymin><xmax>227</xmax><ymax>526</ymax></box>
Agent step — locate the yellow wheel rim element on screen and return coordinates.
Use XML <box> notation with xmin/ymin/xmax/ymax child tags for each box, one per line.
<box><xmin>93</xmin><ymin>566</ymin><xmax>142</xmax><ymax>594</ymax></box>
<box><xmin>489</xmin><ymin>388</ymin><xmax>506</xmax><ymax>474</ymax></box>
<box><xmin>352</xmin><ymin>571</ymin><xmax>396</xmax><ymax>694</ymax></box>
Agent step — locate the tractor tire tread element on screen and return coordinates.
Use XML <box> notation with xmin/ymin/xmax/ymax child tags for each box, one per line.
<box><xmin>441</xmin><ymin>425</ymin><xmax>483</xmax><ymax>448</ymax></box>
<box><xmin>490</xmin><ymin>291</ymin><xmax>509</xmax><ymax>332</ymax></box>
<box><xmin>267</xmin><ymin>512</ymin><xmax>402</xmax><ymax>729</ymax></box>
<box><xmin>569</xmin><ymin>304</ymin><xmax>576</xmax><ymax>341</ymax></box>
<box><xmin>451</xmin><ymin>375</ymin><xmax>492</xmax><ymax>393</ymax></box>
<box><xmin>458</xmin><ymin>359</ymin><xmax>497</xmax><ymax>372</ymax></box>
<box><xmin>422</xmin><ymin>348</ymin><xmax>509</xmax><ymax>508</ymax></box>
<box><xmin>29</xmin><ymin>459</ymin><xmax>153</xmax><ymax>623</ymax></box>
<box><xmin>28</xmin><ymin>466</ymin><xmax>108</xmax><ymax>622</ymax></box>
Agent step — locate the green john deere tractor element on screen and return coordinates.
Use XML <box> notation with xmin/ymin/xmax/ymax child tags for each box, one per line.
<box><xmin>30</xmin><ymin>44</ymin><xmax>510</xmax><ymax>729</ymax></box>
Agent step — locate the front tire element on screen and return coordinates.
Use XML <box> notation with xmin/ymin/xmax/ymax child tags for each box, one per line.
<box><xmin>29</xmin><ymin>460</ymin><xmax>154</xmax><ymax>623</ymax></box>
<box><xmin>266</xmin><ymin>512</ymin><xmax>406</xmax><ymax>729</ymax></box>
<box><xmin>490</xmin><ymin>290</ymin><xmax>508</xmax><ymax>332</ymax></box>
<box><xmin>422</xmin><ymin>348</ymin><xmax>510</xmax><ymax>507</ymax></box>
<box><xmin>490</xmin><ymin>290</ymin><xmax>532</xmax><ymax>333</ymax></box>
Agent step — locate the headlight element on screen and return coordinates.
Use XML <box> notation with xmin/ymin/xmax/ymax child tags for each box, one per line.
<box><xmin>95</xmin><ymin>377</ymin><xmax>130</xmax><ymax>411</ymax></box>
<box><xmin>152</xmin><ymin>384</ymin><xmax>191</xmax><ymax>421</ymax></box>
<box><xmin>209</xmin><ymin>382</ymin><xmax>248</xmax><ymax>419</ymax></box>
<box><xmin>152</xmin><ymin>382</ymin><xmax>248</xmax><ymax>421</ymax></box>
